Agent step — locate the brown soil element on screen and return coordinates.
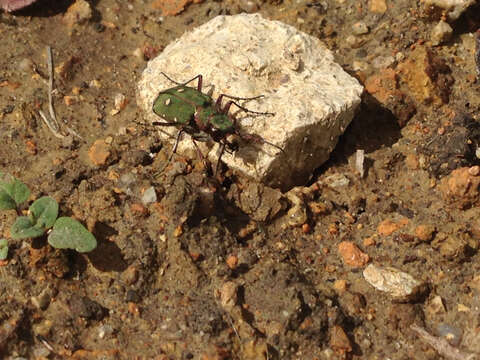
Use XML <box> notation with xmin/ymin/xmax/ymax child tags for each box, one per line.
<box><xmin>1</xmin><ymin>0</ymin><xmax>480</xmax><ymax>359</ymax></box>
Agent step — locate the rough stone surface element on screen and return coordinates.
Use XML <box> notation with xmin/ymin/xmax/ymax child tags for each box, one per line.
<box><xmin>137</xmin><ymin>14</ymin><xmax>363</xmax><ymax>189</ymax></box>
<box><xmin>363</xmin><ymin>264</ymin><xmax>428</xmax><ymax>302</ymax></box>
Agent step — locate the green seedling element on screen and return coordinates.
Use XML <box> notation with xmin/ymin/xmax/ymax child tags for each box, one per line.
<box><xmin>0</xmin><ymin>238</ymin><xmax>8</xmax><ymax>260</ymax></box>
<box><xmin>10</xmin><ymin>196</ymin><xmax>58</xmax><ymax>239</ymax></box>
<box><xmin>0</xmin><ymin>173</ymin><xmax>97</xmax><ymax>253</ymax></box>
<box><xmin>149</xmin><ymin>72</ymin><xmax>284</xmax><ymax>174</ymax></box>
<box><xmin>48</xmin><ymin>217</ymin><xmax>97</xmax><ymax>253</ymax></box>
<box><xmin>0</xmin><ymin>172</ymin><xmax>30</xmax><ymax>210</ymax></box>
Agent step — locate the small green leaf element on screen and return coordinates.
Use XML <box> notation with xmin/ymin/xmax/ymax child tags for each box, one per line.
<box><xmin>0</xmin><ymin>190</ymin><xmax>16</xmax><ymax>210</ymax></box>
<box><xmin>29</xmin><ymin>196</ymin><xmax>58</xmax><ymax>229</ymax></box>
<box><xmin>11</xmin><ymin>216</ymin><xmax>45</xmax><ymax>239</ymax></box>
<box><xmin>48</xmin><ymin>217</ymin><xmax>97</xmax><ymax>253</ymax></box>
<box><xmin>0</xmin><ymin>174</ymin><xmax>30</xmax><ymax>209</ymax></box>
<box><xmin>0</xmin><ymin>238</ymin><xmax>8</xmax><ymax>260</ymax></box>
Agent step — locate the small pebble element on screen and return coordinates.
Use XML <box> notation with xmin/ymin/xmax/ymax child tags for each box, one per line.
<box><xmin>141</xmin><ymin>186</ymin><xmax>157</xmax><ymax>204</ymax></box>
<box><xmin>352</xmin><ymin>21</ymin><xmax>369</xmax><ymax>35</ymax></box>
<box><xmin>363</xmin><ymin>264</ymin><xmax>427</xmax><ymax>301</ymax></box>
<box><xmin>64</xmin><ymin>95</ymin><xmax>77</xmax><ymax>106</ymax></box>
<box><xmin>18</xmin><ymin>58</ymin><xmax>34</xmax><ymax>73</ymax></box>
<box><xmin>64</xmin><ymin>0</ymin><xmax>93</xmax><ymax>27</ymax></box>
<box><xmin>323</xmin><ymin>174</ymin><xmax>350</xmax><ymax>188</ymax></box>
<box><xmin>436</xmin><ymin>323</ymin><xmax>462</xmax><ymax>346</ymax></box>
<box><xmin>333</xmin><ymin>279</ymin><xmax>348</xmax><ymax>293</ymax></box>
<box><xmin>239</xmin><ymin>0</ymin><xmax>258</xmax><ymax>13</ymax></box>
<box><xmin>377</xmin><ymin>218</ymin><xmax>406</xmax><ymax>236</ymax></box>
<box><xmin>111</xmin><ymin>93</ymin><xmax>127</xmax><ymax>115</ymax></box>
<box><xmin>226</xmin><ymin>255</ymin><xmax>238</xmax><ymax>270</ymax></box>
<box><xmin>338</xmin><ymin>241</ymin><xmax>369</xmax><ymax>268</ymax></box>
<box><xmin>372</xmin><ymin>55</ymin><xmax>395</xmax><ymax>69</ymax></box>
<box><xmin>469</xmin><ymin>274</ymin><xmax>480</xmax><ymax>292</ymax></box>
<box><xmin>32</xmin><ymin>345</ymin><xmax>50</xmax><ymax>358</ymax></box>
<box><xmin>425</xmin><ymin>295</ymin><xmax>446</xmax><ymax>315</ymax></box>
<box><xmin>370</xmin><ymin>0</ymin><xmax>387</xmax><ymax>13</ymax></box>
<box><xmin>219</xmin><ymin>281</ymin><xmax>238</xmax><ymax>311</ymax></box>
<box><xmin>302</xmin><ymin>223</ymin><xmax>311</xmax><ymax>234</ymax></box>
<box><xmin>133</xmin><ymin>47</ymin><xmax>144</xmax><ymax>58</ymax></box>
<box><xmin>363</xmin><ymin>236</ymin><xmax>376</xmax><ymax>247</ymax></box>
<box><xmin>88</xmin><ymin>139</ymin><xmax>111</xmax><ymax>166</ymax></box>
<box><xmin>31</xmin><ymin>287</ymin><xmax>54</xmax><ymax>310</ymax></box>
<box><xmin>355</xmin><ymin>149</ymin><xmax>365</xmax><ymax>177</ymax></box>
<box><xmin>330</xmin><ymin>325</ymin><xmax>352</xmax><ymax>354</ymax></box>
<box><xmin>346</xmin><ymin>35</ymin><xmax>363</xmax><ymax>48</ymax></box>
<box><xmin>126</xmin><ymin>290</ymin><xmax>141</xmax><ymax>303</ymax></box>
<box><xmin>98</xmin><ymin>324</ymin><xmax>114</xmax><ymax>339</ymax></box>
<box><xmin>121</xmin><ymin>265</ymin><xmax>139</xmax><ymax>285</ymax></box>
<box><xmin>32</xmin><ymin>319</ymin><xmax>53</xmax><ymax>337</ymax></box>
<box><xmin>128</xmin><ymin>302</ymin><xmax>140</xmax><ymax>316</ymax></box>
<box><xmin>415</xmin><ymin>224</ymin><xmax>436</xmax><ymax>242</ymax></box>
<box><xmin>468</xmin><ymin>165</ymin><xmax>480</xmax><ymax>176</ymax></box>
<box><xmin>431</xmin><ymin>20</ymin><xmax>453</xmax><ymax>46</ymax></box>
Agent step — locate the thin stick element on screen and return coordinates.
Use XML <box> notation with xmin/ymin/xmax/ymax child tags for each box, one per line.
<box><xmin>224</xmin><ymin>312</ymin><xmax>241</xmax><ymax>342</ymax></box>
<box><xmin>38</xmin><ymin>110</ymin><xmax>64</xmax><ymax>139</ymax></box>
<box><xmin>39</xmin><ymin>46</ymin><xmax>65</xmax><ymax>139</ymax></box>
<box><xmin>410</xmin><ymin>324</ymin><xmax>479</xmax><ymax>360</ymax></box>
<box><xmin>46</xmin><ymin>46</ymin><xmax>59</xmax><ymax>127</ymax></box>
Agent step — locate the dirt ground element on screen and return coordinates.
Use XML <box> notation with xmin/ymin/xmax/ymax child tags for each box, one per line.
<box><xmin>1</xmin><ymin>0</ymin><xmax>480</xmax><ymax>359</ymax></box>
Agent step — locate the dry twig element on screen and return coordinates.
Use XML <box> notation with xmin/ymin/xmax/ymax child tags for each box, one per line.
<box><xmin>38</xmin><ymin>46</ymin><xmax>65</xmax><ymax>139</ymax></box>
<box><xmin>411</xmin><ymin>324</ymin><xmax>479</xmax><ymax>360</ymax></box>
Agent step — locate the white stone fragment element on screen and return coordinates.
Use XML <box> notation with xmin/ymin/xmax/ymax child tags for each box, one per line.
<box><xmin>363</xmin><ymin>264</ymin><xmax>427</xmax><ymax>302</ymax></box>
<box><xmin>141</xmin><ymin>186</ymin><xmax>157</xmax><ymax>204</ymax></box>
<box><xmin>431</xmin><ymin>21</ymin><xmax>453</xmax><ymax>46</ymax></box>
<box><xmin>323</xmin><ymin>173</ymin><xmax>350</xmax><ymax>188</ymax></box>
<box><xmin>355</xmin><ymin>149</ymin><xmax>365</xmax><ymax>177</ymax></box>
<box><xmin>137</xmin><ymin>14</ymin><xmax>363</xmax><ymax>189</ymax></box>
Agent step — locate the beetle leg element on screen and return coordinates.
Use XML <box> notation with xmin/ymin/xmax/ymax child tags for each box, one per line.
<box><xmin>216</xmin><ymin>94</ymin><xmax>265</xmax><ymax>111</ymax></box>
<box><xmin>155</xmin><ymin>128</ymin><xmax>185</xmax><ymax>177</ymax></box>
<box><xmin>133</xmin><ymin>120</ymin><xmax>179</xmax><ymax>128</ymax></box>
<box><xmin>215</xmin><ymin>141</ymin><xmax>226</xmax><ymax>175</ymax></box>
<box><xmin>171</xmin><ymin>128</ymin><xmax>184</xmax><ymax>154</ymax></box>
<box><xmin>160</xmin><ymin>72</ymin><xmax>203</xmax><ymax>92</ymax></box>
<box><xmin>151</xmin><ymin>121</ymin><xmax>184</xmax><ymax>127</ymax></box>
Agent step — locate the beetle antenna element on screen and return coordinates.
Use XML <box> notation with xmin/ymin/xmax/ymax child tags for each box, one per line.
<box><xmin>223</xmin><ymin>100</ymin><xmax>275</xmax><ymax>116</ymax></box>
<box><xmin>160</xmin><ymin>72</ymin><xmax>203</xmax><ymax>91</ymax></box>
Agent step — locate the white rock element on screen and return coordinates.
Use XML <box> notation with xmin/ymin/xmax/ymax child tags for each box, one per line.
<box><xmin>363</xmin><ymin>264</ymin><xmax>427</xmax><ymax>302</ymax></box>
<box><xmin>422</xmin><ymin>0</ymin><xmax>475</xmax><ymax>21</ymax></box>
<box><xmin>425</xmin><ymin>295</ymin><xmax>446</xmax><ymax>315</ymax></box>
<box><xmin>323</xmin><ymin>173</ymin><xmax>350</xmax><ymax>188</ymax></box>
<box><xmin>141</xmin><ymin>186</ymin><xmax>157</xmax><ymax>204</ymax></box>
<box><xmin>219</xmin><ymin>281</ymin><xmax>238</xmax><ymax>311</ymax></box>
<box><xmin>431</xmin><ymin>20</ymin><xmax>453</xmax><ymax>46</ymax></box>
<box><xmin>355</xmin><ymin>149</ymin><xmax>365</xmax><ymax>177</ymax></box>
<box><xmin>137</xmin><ymin>14</ymin><xmax>363</xmax><ymax>190</ymax></box>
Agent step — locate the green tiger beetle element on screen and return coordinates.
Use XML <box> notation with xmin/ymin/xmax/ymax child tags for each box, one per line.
<box><xmin>149</xmin><ymin>72</ymin><xmax>284</xmax><ymax>175</ymax></box>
